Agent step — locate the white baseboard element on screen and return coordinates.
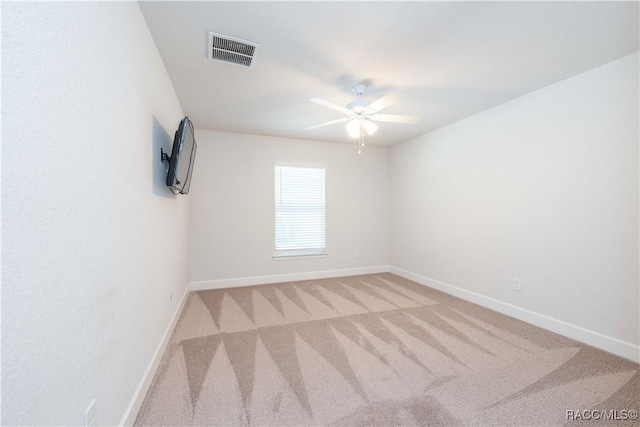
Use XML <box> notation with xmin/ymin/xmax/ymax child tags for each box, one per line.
<box><xmin>118</xmin><ymin>284</ymin><xmax>191</xmax><ymax>426</ymax></box>
<box><xmin>390</xmin><ymin>266</ymin><xmax>640</xmax><ymax>363</ymax></box>
<box><xmin>190</xmin><ymin>265</ymin><xmax>391</xmax><ymax>291</ymax></box>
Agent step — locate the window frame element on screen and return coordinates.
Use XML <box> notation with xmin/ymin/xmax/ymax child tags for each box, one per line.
<box><xmin>273</xmin><ymin>162</ymin><xmax>327</xmax><ymax>260</ymax></box>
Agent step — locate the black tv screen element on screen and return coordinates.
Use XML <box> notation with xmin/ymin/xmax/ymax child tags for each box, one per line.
<box><xmin>166</xmin><ymin>116</ymin><xmax>197</xmax><ymax>194</ymax></box>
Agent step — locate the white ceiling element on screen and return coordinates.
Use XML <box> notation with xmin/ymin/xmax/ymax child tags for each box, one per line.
<box><xmin>140</xmin><ymin>1</ymin><xmax>639</xmax><ymax>147</ymax></box>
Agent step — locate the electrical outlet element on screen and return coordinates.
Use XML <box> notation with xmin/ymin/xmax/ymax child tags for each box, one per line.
<box><xmin>513</xmin><ymin>278</ymin><xmax>521</xmax><ymax>292</ymax></box>
<box><xmin>84</xmin><ymin>399</ymin><xmax>96</xmax><ymax>427</ymax></box>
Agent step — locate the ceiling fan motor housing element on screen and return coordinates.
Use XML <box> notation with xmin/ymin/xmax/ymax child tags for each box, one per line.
<box><xmin>347</xmin><ymin>99</ymin><xmax>370</xmax><ymax>114</ymax></box>
<box><xmin>348</xmin><ymin>83</ymin><xmax>372</xmax><ymax>114</ymax></box>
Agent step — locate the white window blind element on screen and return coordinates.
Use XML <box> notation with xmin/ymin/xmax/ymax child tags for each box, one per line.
<box><xmin>274</xmin><ymin>165</ymin><xmax>326</xmax><ymax>258</ymax></box>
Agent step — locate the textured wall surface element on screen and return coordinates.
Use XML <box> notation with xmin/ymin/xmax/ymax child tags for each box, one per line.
<box><xmin>2</xmin><ymin>3</ymin><xmax>188</xmax><ymax>425</ymax></box>
<box><xmin>189</xmin><ymin>131</ymin><xmax>390</xmax><ymax>283</ymax></box>
<box><xmin>390</xmin><ymin>53</ymin><xmax>639</xmax><ymax>347</ymax></box>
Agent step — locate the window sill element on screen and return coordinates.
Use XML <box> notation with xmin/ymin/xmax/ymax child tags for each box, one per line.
<box><xmin>273</xmin><ymin>251</ymin><xmax>328</xmax><ymax>260</ymax></box>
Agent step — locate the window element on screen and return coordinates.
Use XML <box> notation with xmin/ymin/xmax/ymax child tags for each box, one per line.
<box><xmin>274</xmin><ymin>164</ymin><xmax>326</xmax><ymax>258</ymax></box>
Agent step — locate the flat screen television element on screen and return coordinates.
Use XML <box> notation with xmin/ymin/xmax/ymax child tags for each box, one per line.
<box><xmin>164</xmin><ymin>116</ymin><xmax>197</xmax><ymax>194</ymax></box>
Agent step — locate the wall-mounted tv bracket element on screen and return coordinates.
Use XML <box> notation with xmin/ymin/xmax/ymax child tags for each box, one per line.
<box><xmin>160</xmin><ymin>148</ymin><xmax>171</xmax><ymax>163</ymax></box>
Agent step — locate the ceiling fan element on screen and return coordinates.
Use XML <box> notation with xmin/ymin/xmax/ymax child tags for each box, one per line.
<box><xmin>306</xmin><ymin>83</ymin><xmax>418</xmax><ymax>152</ymax></box>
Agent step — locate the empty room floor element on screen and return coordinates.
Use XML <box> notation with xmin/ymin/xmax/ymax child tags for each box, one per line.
<box><xmin>135</xmin><ymin>274</ymin><xmax>639</xmax><ymax>426</ymax></box>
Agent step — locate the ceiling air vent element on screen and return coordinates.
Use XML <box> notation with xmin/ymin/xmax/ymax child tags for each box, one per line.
<box><xmin>208</xmin><ymin>32</ymin><xmax>260</xmax><ymax>68</ymax></box>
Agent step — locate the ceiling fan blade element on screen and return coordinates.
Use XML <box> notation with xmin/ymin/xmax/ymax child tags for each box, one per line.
<box><xmin>305</xmin><ymin>117</ymin><xmax>349</xmax><ymax>130</ymax></box>
<box><xmin>370</xmin><ymin>113</ymin><xmax>419</xmax><ymax>124</ymax></box>
<box><xmin>368</xmin><ymin>91</ymin><xmax>404</xmax><ymax>113</ymax></box>
<box><xmin>310</xmin><ymin>98</ymin><xmax>354</xmax><ymax>116</ymax></box>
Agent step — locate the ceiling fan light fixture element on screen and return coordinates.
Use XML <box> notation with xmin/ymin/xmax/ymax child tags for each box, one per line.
<box><xmin>364</xmin><ymin>120</ymin><xmax>378</xmax><ymax>136</ymax></box>
<box><xmin>346</xmin><ymin>119</ymin><xmax>361</xmax><ymax>138</ymax></box>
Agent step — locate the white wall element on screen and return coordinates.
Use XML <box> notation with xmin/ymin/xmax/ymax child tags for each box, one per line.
<box><xmin>189</xmin><ymin>131</ymin><xmax>389</xmax><ymax>285</ymax></box>
<box><xmin>390</xmin><ymin>53</ymin><xmax>639</xmax><ymax>353</ymax></box>
<box><xmin>2</xmin><ymin>3</ymin><xmax>189</xmax><ymax>425</ymax></box>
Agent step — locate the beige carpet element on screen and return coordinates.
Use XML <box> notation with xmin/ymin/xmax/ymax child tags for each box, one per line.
<box><xmin>135</xmin><ymin>273</ymin><xmax>639</xmax><ymax>426</ymax></box>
